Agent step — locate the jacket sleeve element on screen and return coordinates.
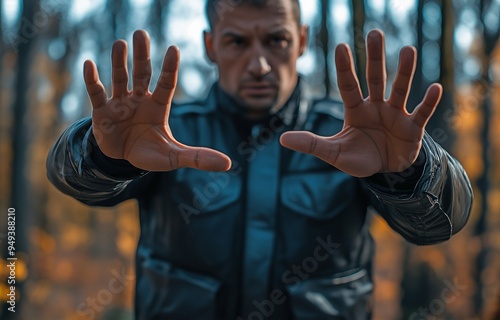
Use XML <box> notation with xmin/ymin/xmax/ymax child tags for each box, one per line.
<box><xmin>46</xmin><ymin>117</ymin><xmax>151</xmax><ymax>207</ymax></box>
<box><xmin>361</xmin><ymin>133</ymin><xmax>473</xmax><ymax>245</ymax></box>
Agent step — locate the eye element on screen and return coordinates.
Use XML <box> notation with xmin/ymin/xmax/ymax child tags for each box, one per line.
<box><xmin>270</xmin><ymin>36</ymin><xmax>290</xmax><ymax>48</ymax></box>
<box><xmin>229</xmin><ymin>37</ymin><xmax>246</xmax><ymax>47</ymax></box>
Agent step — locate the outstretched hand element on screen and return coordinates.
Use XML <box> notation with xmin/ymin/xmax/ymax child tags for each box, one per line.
<box><xmin>84</xmin><ymin>30</ymin><xmax>231</xmax><ymax>172</ymax></box>
<box><xmin>281</xmin><ymin>29</ymin><xmax>442</xmax><ymax>178</ymax></box>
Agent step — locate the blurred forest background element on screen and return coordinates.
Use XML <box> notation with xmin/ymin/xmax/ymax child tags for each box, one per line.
<box><xmin>1</xmin><ymin>0</ymin><xmax>500</xmax><ymax>319</ymax></box>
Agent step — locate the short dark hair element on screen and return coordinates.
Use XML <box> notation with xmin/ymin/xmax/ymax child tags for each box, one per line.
<box><xmin>205</xmin><ymin>0</ymin><xmax>301</xmax><ymax>29</ymax></box>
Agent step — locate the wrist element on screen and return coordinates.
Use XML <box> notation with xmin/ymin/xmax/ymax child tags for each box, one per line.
<box><xmin>364</xmin><ymin>149</ymin><xmax>427</xmax><ymax>194</ymax></box>
<box><xmin>85</xmin><ymin>127</ymin><xmax>149</xmax><ymax>179</ymax></box>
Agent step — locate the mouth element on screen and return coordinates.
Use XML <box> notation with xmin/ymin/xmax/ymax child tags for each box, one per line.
<box><xmin>240</xmin><ymin>84</ymin><xmax>276</xmax><ymax>96</ymax></box>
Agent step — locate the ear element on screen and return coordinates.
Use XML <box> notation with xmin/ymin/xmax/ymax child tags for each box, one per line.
<box><xmin>298</xmin><ymin>25</ymin><xmax>309</xmax><ymax>57</ymax></box>
<box><xmin>204</xmin><ymin>31</ymin><xmax>216</xmax><ymax>63</ymax></box>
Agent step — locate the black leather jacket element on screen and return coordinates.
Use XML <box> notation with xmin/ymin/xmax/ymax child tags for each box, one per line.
<box><xmin>46</xmin><ymin>82</ymin><xmax>472</xmax><ymax>320</ymax></box>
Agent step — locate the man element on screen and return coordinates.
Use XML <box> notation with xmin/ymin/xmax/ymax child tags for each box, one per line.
<box><xmin>46</xmin><ymin>0</ymin><xmax>473</xmax><ymax>319</ymax></box>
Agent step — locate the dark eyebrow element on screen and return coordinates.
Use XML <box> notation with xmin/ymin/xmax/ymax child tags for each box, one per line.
<box><xmin>268</xmin><ymin>30</ymin><xmax>292</xmax><ymax>36</ymax></box>
<box><xmin>221</xmin><ymin>32</ymin><xmax>246</xmax><ymax>38</ymax></box>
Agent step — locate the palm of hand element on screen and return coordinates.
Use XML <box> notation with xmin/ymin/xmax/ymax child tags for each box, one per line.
<box><xmin>334</xmin><ymin>101</ymin><xmax>423</xmax><ymax>177</ymax></box>
<box><xmin>92</xmin><ymin>95</ymin><xmax>174</xmax><ymax>169</ymax></box>
<box><xmin>84</xmin><ymin>31</ymin><xmax>231</xmax><ymax>172</ymax></box>
<box><xmin>281</xmin><ymin>30</ymin><xmax>442</xmax><ymax>178</ymax></box>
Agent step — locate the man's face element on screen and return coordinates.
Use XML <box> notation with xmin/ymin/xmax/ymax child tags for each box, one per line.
<box><xmin>204</xmin><ymin>0</ymin><xmax>308</xmax><ymax>118</ymax></box>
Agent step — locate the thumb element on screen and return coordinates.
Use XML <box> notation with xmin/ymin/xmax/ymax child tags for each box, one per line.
<box><xmin>280</xmin><ymin>131</ymin><xmax>340</xmax><ymax>165</ymax></box>
<box><xmin>177</xmin><ymin>146</ymin><xmax>232</xmax><ymax>172</ymax></box>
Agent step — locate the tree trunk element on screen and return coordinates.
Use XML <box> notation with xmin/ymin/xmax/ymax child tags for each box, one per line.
<box><xmin>400</xmin><ymin>0</ymin><xmax>451</xmax><ymax>316</ymax></box>
<box><xmin>149</xmin><ymin>0</ymin><xmax>171</xmax><ymax>44</ymax></box>
<box><xmin>430</xmin><ymin>0</ymin><xmax>455</xmax><ymax>151</ymax></box>
<box><xmin>0</xmin><ymin>0</ymin><xmax>3</xmax><ymax>61</ymax></box>
<box><xmin>473</xmin><ymin>0</ymin><xmax>499</xmax><ymax>314</ymax></box>
<box><xmin>351</xmin><ymin>0</ymin><xmax>367</xmax><ymax>97</ymax></box>
<box><xmin>319</xmin><ymin>0</ymin><xmax>331</xmax><ymax>97</ymax></box>
<box><xmin>407</xmin><ymin>0</ymin><xmax>426</xmax><ymax>111</ymax></box>
<box><xmin>2</xmin><ymin>0</ymin><xmax>39</xmax><ymax>318</ymax></box>
<box><xmin>109</xmin><ymin>0</ymin><xmax>126</xmax><ymax>39</ymax></box>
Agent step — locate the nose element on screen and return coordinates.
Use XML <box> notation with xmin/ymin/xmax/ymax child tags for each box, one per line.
<box><xmin>247</xmin><ymin>46</ymin><xmax>271</xmax><ymax>78</ymax></box>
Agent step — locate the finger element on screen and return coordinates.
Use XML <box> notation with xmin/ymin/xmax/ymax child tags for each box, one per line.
<box><xmin>335</xmin><ymin>44</ymin><xmax>364</xmax><ymax>109</ymax></box>
<box><xmin>411</xmin><ymin>83</ymin><xmax>443</xmax><ymax>128</ymax></box>
<box><xmin>112</xmin><ymin>40</ymin><xmax>129</xmax><ymax>97</ymax></box>
<box><xmin>280</xmin><ymin>131</ymin><xmax>340</xmax><ymax>165</ymax></box>
<box><xmin>152</xmin><ymin>46</ymin><xmax>180</xmax><ymax>114</ymax></box>
<box><xmin>133</xmin><ymin>30</ymin><xmax>152</xmax><ymax>97</ymax></box>
<box><xmin>366</xmin><ymin>30</ymin><xmax>386</xmax><ymax>102</ymax></box>
<box><xmin>84</xmin><ymin>60</ymin><xmax>107</xmax><ymax>109</ymax></box>
<box><xmin>388</xmin><ymin>46</ymin><xmax>417</xmax><ymax>110</ymax></box>
<box><xmin>177</xmin><ymin>146</ymin><xmax>232</xmax><ymax>172</ymax></box>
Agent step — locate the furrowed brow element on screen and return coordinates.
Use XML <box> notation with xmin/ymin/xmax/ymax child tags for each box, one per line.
<box><xmin>267</xmin><ymin>26</ymin><xmax>293</xmax><ymax>36</ymax></box>
<box><xmin>222</xmin><ymin>31</ymin><xmax>246</xmax><ymax>38</ymax></box>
